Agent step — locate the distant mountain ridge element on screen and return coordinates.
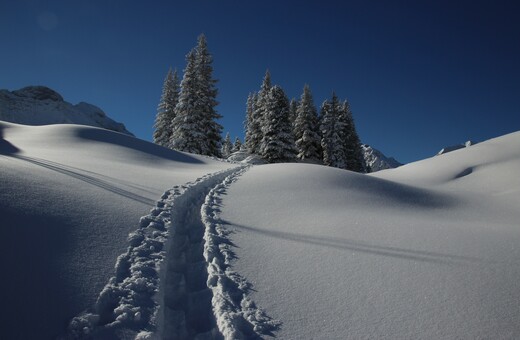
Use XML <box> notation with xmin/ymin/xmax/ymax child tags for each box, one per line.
<box><xmin>0</xmin><ymin>86</ymin><xmax>132</xmax><ymax>135</ymax></box>
<box><xmin>362</xmin><ymin>144</ymin><xmax>402</xmax><ymax>172</ymax></box>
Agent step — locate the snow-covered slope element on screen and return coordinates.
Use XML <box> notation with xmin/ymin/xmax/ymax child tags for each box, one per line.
<box><xmin>218</xmin><ymin>131</ymin><xmax>520</xmax><ymax>339</ymax></box>
<box><xmin>2</xmin><ymin>120</ymin><xmax>519</xmax><ymax>339</ymax></box>
<box><xmin>362</xmin><ymin>144</ymin><xmax>402</xmax><ymax>171</ymax></box>
<box><xmin>0</xmin><ymin>86</ymin><xmax>132</xmax><ymax>135</ymax></box>
<box><xmin>0</xmin><ymin>121</ymin><xmax>235</xmax><ymax>339</ymax></box>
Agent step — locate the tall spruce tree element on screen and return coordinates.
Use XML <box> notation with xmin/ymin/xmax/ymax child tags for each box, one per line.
<box><xmin>170</xmin><ymin>35</ymin><xmax>222</xmax><ymax>156</ymax></box>
<box><xmin>320</xmin><ymin>92</ymin><xmax>347</xmax><ymax>168</ymax></box>
<box><xmin>260</xmin><ymin>85</ymin><xmax>297</xmax><ymax>163</ymax></box>
<box><xmin>170</xmin><ymin>50</ymin><xmax>204</xmax><ymax>153</ymax></box>
<box><xmin>294</xmin><ymin>84</ymin><xmax>321</xmax><ymax>162</ymax></box>
<box><xmin>221</xmin><ymin>132</ymin><xmax>232</xmax><ymax>158</ymax></box>
<box><xmin>194</xmin><ymin>34</ymin><xmax>222</xmax><ymax>156</ymax></box>
<box><xmin>244</xmin><ymin>92</ymin><xmax>258</xmax><ymax>153</ymax></box>
<box><xmin>153</xmin><ymin>68</ymin><xmax>180</xmax><ymax>147</ymax></box>
<box><xmin>253</xmin><ymin>70</ymin><xmax>272</xmax><ymax>155</ymax></box>
<box><xmin>342</xmin><ymin>100</ymin><xmax>366</xmax><ymax>172</ymax></box>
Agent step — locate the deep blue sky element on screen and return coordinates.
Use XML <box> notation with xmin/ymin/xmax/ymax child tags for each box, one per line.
<box><xmin>1</xmin><ymin>0</ymin><xmax>519</xmax><ymax>163</ymax></box>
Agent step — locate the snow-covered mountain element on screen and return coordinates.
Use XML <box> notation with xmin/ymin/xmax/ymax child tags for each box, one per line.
<box><xmin>1</xmin><ymin>121</ymin><xmax>519</xmax><ymax>339</ymax></box>
<box><xmin>362</xmin><ymin>144</ymin><xmax>402</xmax><ymax>171</ymax></box>
<box><xmin>0</xmin><ymin>86</ymin><xmax>132</xmax><ymax>135</ymax></box>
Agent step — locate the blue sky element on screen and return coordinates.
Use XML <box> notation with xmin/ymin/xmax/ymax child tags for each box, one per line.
<box><xmin>1</xmin><ymin>0</ymin><xmax>519</xmax><ymax>163</ymax></box>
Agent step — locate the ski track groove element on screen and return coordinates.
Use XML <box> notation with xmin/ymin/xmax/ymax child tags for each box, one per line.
<box><xmin>65</xmin><ymin>165</ymin><xmax>279</xmax><ymax>339</ymax></box>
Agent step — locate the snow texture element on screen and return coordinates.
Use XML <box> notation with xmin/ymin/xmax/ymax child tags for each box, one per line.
<box><xmin>0</xmin><ymin>86</ymin><xmax>132</xmax><ymax>135</ymax></box>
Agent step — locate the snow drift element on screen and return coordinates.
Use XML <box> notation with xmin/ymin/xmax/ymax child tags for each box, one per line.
<box><xmin>1</xmin><ymin>119</ymin><xmax>519</xmax><ymax>339</ymax></box>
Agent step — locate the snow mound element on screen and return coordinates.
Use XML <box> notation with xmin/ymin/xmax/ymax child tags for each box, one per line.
<box><xmin>0</xmin><ymin>86</ymin><xmax>132</xmax><ymax>135</ymax></box>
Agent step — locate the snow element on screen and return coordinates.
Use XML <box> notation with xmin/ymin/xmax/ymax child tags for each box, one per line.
<box><xmin>0</xmin><ymin>121</ymin><xmax>235</xmax><ymax>339</ymax></box>
<box><xmin>217</xmin><ymin>131</ymin><xmax>520</xmax><ymax>339</ymax></box>
<box><xmin>2</xmin><ymin>118</ymin><xmax>520</xmax><ymax>339</ymax></box>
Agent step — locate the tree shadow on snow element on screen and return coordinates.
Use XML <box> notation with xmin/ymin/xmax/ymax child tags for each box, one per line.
<box><xmin>222</xmin><ymin>221</ymin><xmax>482</xmax><ymax>266</ymax></box>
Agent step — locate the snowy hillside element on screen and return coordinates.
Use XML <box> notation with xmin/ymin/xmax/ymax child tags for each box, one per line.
<box><xmin>361</xmin><ymin>144</ymin><xmax>402</xmax><ymax>171</ymax></box>
<box><xmin>1</xmin><ymin>121</ymin><xmax>519</xmax><ymax>339</ymax></box>
<box><xmin>0</xmin><ymin>86</ymin><xmax>132</xmax><ymax>135</ymax></box>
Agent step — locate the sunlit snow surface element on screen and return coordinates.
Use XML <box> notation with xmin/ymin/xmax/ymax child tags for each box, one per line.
<box><xmin>1</xmin><ymin>120</ymin><xmax>519</xmax><ymax>339</ymax></box>
<box><xmin>219</xmin><ymin>132</ymin><xmax>520</xmax><ymax>339</ymax></box>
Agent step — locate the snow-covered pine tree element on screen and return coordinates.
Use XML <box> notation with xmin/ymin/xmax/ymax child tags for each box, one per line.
<box><xmin>341</xmin><ymin>100</ymin><xmax>366</xmax><ymax>172</ymax></box>
<box><xmin>244</xmin><ymin>92</ymin><xmax>257</xmax><ymax>153</ymax></box>
<box><xmin>260</xmin><ymin>85</ymin><xmax>297</xmax><ymax>163</ymax></box>
<box><xmin>232</xmin><ymin>137</ymin><xmax>242</xmax><ymax>152</ymax></box>
<box><xmin>221</xmin><ymin>132</ymin><xmax>232</xmax><ymax>158</ymax></box>
<box><xmin>253</xmin><ymin>70</ymin><xmax>272</xmax><ymax>155</ymax></box>
<box><xmin>320</xmin><ymin>92</ymin><xmax>347</xmax><ymax>168</ymax></box>
<box><xmin>288</xmin><ymin>98</ymin><xmax>298</xmax><ymax>124</ymax></box>
<box><xmin>294</xmin><ymin>84</ymin><xmax>322</xmax><ymax>162</ymax></box>
<box><xmin>153</xmin><ymin>68</ymin><xmax>180</xmax><ymax>147</ymax></box>
<box><xmin>194</xmin><ymin>34</ymin><xmax>222</xmax><ymax>157</ymax></box>
<box><xmin>170</xmin><ymin>50</ymin><xmax>206</xmax><ymax>153</ymax></box>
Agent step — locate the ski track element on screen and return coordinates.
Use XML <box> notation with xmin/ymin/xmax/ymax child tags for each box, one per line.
<box><xmin>65</xmin><ymin>166</ymin><xmax>279</xmax><ymax>339</ymax></box>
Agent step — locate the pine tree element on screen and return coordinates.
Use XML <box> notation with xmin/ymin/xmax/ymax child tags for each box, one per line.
<box><xmin>253</xmin><ymin>70</ymin><xmax>272</xmax><ymax>155</ymax></box>
<box><xmin>221</xmin><ymin>132</ymin><xmax>232</xmax><ymax>158</ymax></box>
<box><xmin>194</xmin><ymin>34</ymin><xmax>222</xmax><ymax>157</ymax></box>
<box><xmin>244</xmin><ymin>92</ymin><xmax>257</xmax><ymax>153</ymax></box>
<box><xmin>170</xmin><ymin>50</ymin><xmax>205</xmax><ymax>153</ymax></box>
<box><xmin>320</xmin><ymin>92</ymin><xmax>347</xmax><ymax>168</ymax></box>
<box><xmin>342</xmin><ymin>100</ymin><xmax>366</xmax><ymax>172</ymax></box>
<box><xmin>232</xmin><ymin>137</ymin><xmax>242</xmax><ymax>152</ymax></box>
<box><xmin>294</xmin><ymin>84</ymin><xmax>321</xmax><ymax>162</ymax></box>
<box><xmin>170</xmin><ymin>34</ymin><xmax>222</xmax><ymax>156</ymax></box>
<box><xmin>260</xmin><ymin>85</ymin><xmax>297</xmax><ymax>163</ymax></box>
<box><xmin>153</xmin><ymin>68</ymin><xmax>180</xmax><ymax>147</ymax></box>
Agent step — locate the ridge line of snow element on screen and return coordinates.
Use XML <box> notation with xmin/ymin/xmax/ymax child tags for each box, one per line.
<box><xmin>64</xmin><ymin>167</ymin><xmax>240</xmax><ymax>339</ymax></box>
<box><xmin>201</xmin><ymin>167</ymin><xmax>281</xmax><ymax>339</ymax></box>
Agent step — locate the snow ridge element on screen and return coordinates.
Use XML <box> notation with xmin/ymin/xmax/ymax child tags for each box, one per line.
<box><xmin>65</xmin><ymin>167</ymin><xmax>241</xmax><ymax>339</ymax></box>
<box><xmin>201</xmin><ymin>167</ymin><xmax>281</xmax><ymax>339</ymax></box>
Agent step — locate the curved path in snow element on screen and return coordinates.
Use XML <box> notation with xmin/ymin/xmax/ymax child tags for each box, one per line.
<box><xmin>65</xmin><ymin>166</ymin><xmax>278</xmax><ymax>339</ymax></box>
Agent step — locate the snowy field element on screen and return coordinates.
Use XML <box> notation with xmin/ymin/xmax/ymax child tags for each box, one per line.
<box><xmin>1</xmin><ymin>120</ymin><xmax>519</xmax><ymax>339</ymax></box>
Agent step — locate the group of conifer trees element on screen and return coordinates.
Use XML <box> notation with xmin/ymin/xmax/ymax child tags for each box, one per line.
<box><xmin>153</xmin><ymin>34</ymin><xmax>222</xmax><ymax>157</ymax></box>
<box><xmin>153</xmin><ymin>35</ymin><xmax>365</xmax><ymax>172</ymax></box>
<box><xmin>244</xmin><ymin>71</ymin><xmax>365</xmax><ymax>172</ymax></box>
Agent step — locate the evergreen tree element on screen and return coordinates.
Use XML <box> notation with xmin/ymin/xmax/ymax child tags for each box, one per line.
<box><xmin>244</xmin><ymin>92</ymin><xmax>257</xmax><ymax>153</ymax></box>
<box><xmin>153</xmin><ymin>68</ymin><xmax>180</xmax><ymax>147</ymax></box>
<box><xmin>221</xmin><ymin>132</ymin><xmax>232</xmax><ymax>158</ymax></box>
<box><xmin>260</xmin><ymin>85</ymin><xmax>297</xmax><ymax>163</ymax></box>
<box><xmin>170</xmin><ymin>50</ymin><xmax>205</xmax><ymax>153</ymax></box>
<box><xmin>194</xmin><ymin>34</ymin><xmax>222</xmax><ymax>156</ymax></box>
<box><xmin>288</xmin><ymin>98</ymin><xmax>298</xmax><ymax>124</ymax></box>
<box><xmin>253</xmin><ymin>70</ymin><xmax>272</xmax><ymax>155</ymax></box>
<box><xmin>232</xmin><ymin>137</ymin><xmax>242</xmax><ymax>152</ymax></box>
<box><xmin>294</xmin><ymin>84</ymin><xmax>321</xmax><ymax>162</ymax></box>
<box><xmin>170</xmin><ymin>34</ymin><xmax>222</xmax><ymax>156</ymax></box>
<box><xmin>320</xmin><ymin>92</ymin><xmax>347</xmax><ymax>168</ymax></box>
<box><xmin>341</xmin><ymin>100</ymin><xmax>366</xmax><ymax>172</ymax></box>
